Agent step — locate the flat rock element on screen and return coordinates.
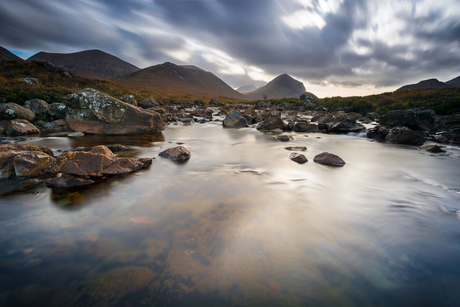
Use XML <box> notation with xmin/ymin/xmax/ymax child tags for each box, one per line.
<box><xmin>159</xmin><ymin>146</ymin><xmax>191</xmax><ymax>162</ymax></box>
<box><xmin>313</xmin><ymin>152</ymin><xmax>346</xmax><ymax>166</ymax></box>
<box><xmin>285</xmin><ymin>146</ymin><xmax>307</xmax><ymax>151</ymax></box>
<box><xmin>290</xmin><ymin>153</ymin><xmax>308</xmax><ymax>164</ymax></box>
<box><xmin>64</xmin><ymin>88</ymin><xmax>163</xmax><ymax>135</ymax></box>
<box><xmin>68</xmin><ymin>131</ymin><xmax>84</xmax><ymax>137</ymax></box>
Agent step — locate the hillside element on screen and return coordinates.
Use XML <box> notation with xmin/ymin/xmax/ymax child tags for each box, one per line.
<box><xmin>396</xmin><ymin>78</ymin><xmax>451</xmax><ymax>91</ymax></box>
<box><xmin>0</xmin><ymin>46</ymin><xmax>24</xmax><ymax>62</ymax></box>
<box><xmin>244</xmin><ymin>74</ymin><xmax>305</xmax><ymax>100</ymax></box>
<box><xmin>113</xmin><ymin>62</ymin><xmax>247</xmax><ymax>101</ymax></box>
<box><xmin>446</xmin><ymin>75</ymin><xmax>460</xmax><ymax>87</ymax></box>
<box><xmin>237</xmin><ymin>85</ymin><xmax>258</xmax><ymax>93</ymax></box>
<box><xmin>27</xmin><ymin>49</ymin><xmax>140</xmax><ymax>80</ymax></box>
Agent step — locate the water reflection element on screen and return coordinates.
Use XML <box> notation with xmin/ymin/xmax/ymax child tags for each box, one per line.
<box><xmin>1</xmin><ymin>124</ymin><xmax>460</xmax><ymax>306</ymax></box>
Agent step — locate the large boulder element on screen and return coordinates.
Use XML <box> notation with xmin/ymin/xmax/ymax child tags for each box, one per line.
<box><xmin>386</xmin><ymin>127</ymin><xmax>425</xmax><ymax>145</ymax></box>
<box><xmin>24</xmin><ymin>99</ymin><xmax>50</xmax><ymax>121</ymax></box>
<box><xmin>49</xmin><ymin>103</ymin><xmax>67</xmax><ymax>120</ymax></box>
<box><xmin>0</xmin><ymin>103</ymin><xmax>36</xmax><ymax>122</ymax></box>
<box><xmin>139</xmin><ymin>98</ymin><xmax>159</xmax><ymax>109</ymax></box>
<box><xmin>159</xmin><ymin>146</ymin><xmax>191</xmax><ymax>162</ymax></box>
<box><xmin>293</xmin><ymin>121</ymin><xmax>319</xmax><ymax>133</ymax></box>
<box><xmin>223</xmin><ymin>111</ymin><xmax>248</xmax><ymax>128</ymax></box>
<box><xmin>64</xmin><ymin>88</ymin><xmax>163</xmax><ymax>135</ymax></box>
<box><xmin>45</xmin><ymin>151</ymin><xmax>152</xmax><ymax>177</ymax></box>
<box><xmin>0</xmin><ymin>119</ymin><xmax>40</xmax><ymax>136</ymax></box>
<box><xmin>379</xmin><ymin>109</ymin><xmax>436</xmax><ymax>131</ymax></box>
<box><xmin>256</xmin><ymin>115</ymin><xmax>286</xmax><ymax>131</ymax></box>
<box><xmin>327</xmin><ymin>119</ymin><xmax>365</xmax><ymax>134</ymax></box>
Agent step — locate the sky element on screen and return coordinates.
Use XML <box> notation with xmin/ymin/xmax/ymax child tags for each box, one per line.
<box><xmin>1</xmin><ymin>0</ymin><xmax>459</xmax><ymax>98</ymax></box>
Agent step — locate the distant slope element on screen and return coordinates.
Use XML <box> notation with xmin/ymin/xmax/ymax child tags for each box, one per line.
<box><xmin>0</xmin><ymin>46</ymin><xmax>24</xmax><ymax>62</ymax></box>
<box><xmin>446</xmin><ymin>75</ymin><xmax>460</xmax><ymax>87</ymax></box>
<box><xmin>114</xmin><ymin>62</ymin><xmax>247</xmax><ymax>101</ymax></box>
<box><xmin>244</xmin><ymin>74</ymin><xmax>306</xmax><ymax>100</ymax></box>
<box><xmin>237</xmin><ymin>85</ymin><xmax>257</xmax><ymax>93</ymax></box>
<box><xmin>396</xmin><ymin>78</ymin><xmax>451</xmax><ymax>91</ymax></box>
<box><xmin>27</xmin><ymin>49</ymin><xmax>139</xmax><ymax>80</ymax></box>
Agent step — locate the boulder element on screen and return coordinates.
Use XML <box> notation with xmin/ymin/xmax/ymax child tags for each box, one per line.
<box><xmin>313</xmin><ymin>152</ymin><xmax>346</xmax><ymax>166</ymax></box>
<box><xmin>64</xmin><ymin>88</ymin><xmax>163</xmax><ymax>135</ymax></box>
<box><xmin>122</xmin><ymin>95</ymin><xmax>137</xmax><ymax>106</ymax></box>
<box><xmin>24</xmin><ymin>99</ymin><xmax>49</xmax><ymax>121</ymax></box>
<box><xmin>290</xmin><ymin>153</ymin><xmax>308</xmax><ymax>164</ymax></box>
<box><xmin>209</xmin><ymin>98</ymin><xmax>219</xmax><ymax>106</ymax></box>
<box><xmin>379</xmin><ymin>109</ymin><xmax>436</xmax><ymax>131</ymax></box>
<box><xmin>327</xmin><ymin>119</ymin><xmax>365</xmax><ymax>134</ymax></box>
<box><xmin>223</xmin><ymin>111</ymin><xmax>248</xmax><ymax>128</ymax></box>
<box><xmin>45</xmin><ymin>151</ymin><xmax>152</xmax><ymax>177</ymax></box>
<box><xmin>0</xmin><ymin>119</ymin><xmax>40</xmax><ymax>136</ymax></box>
<box><xmin>46</xmin><ymin>175</ymin><xmax>95</xmax><ymax>188</ymax></box>
<box><xmin>0</xmin><ymin>143</ymin><xmax>54</xmax><ymax>156</ymax></box>
<box><xmin>365</xmin><ymin>112</ymin><xmax>380</xmax><ymax>121</ymax></box>
<box><xmin>419</xmin><ymin>144</ymin><xmax>445</xmax><ymax>153</ymax></box>
<box><xmin>294</xmin><ymin>121</ymin><xmax>319</xmax><ymax>133</ymax></box>
<box><xmin>194</xmin><ymin>99</ymin><xmax>204</xmax><ymax>105</ymax></box>
<box><xmin>277</xmin><ymin>135</ymin><xmax>292</xmax><ymax>142</ymax></box>
<box><xmin>139</xmin><ymin>98</ymin><xmax>159</xmax><ymax>109</ymax></box>
<box><xmin>13</xmin><ymin>151</ymin><xmax>55</xmax><ymax>177</ymax></box>
<box><xmin>159</xmin><ymin>146</ymin><xmax>191</xmax><ymax>162</ymax></box>
<box><xmin>0</xmin><ymin>103</ymin><xmax>36</xmax><ymax>122</ymax></box>
<box><xmin>256</xmin><ymin>115</ymin><xmax>286</xmax><ymax>131</ymax></box>
<box><xmin>256</xmin><ymin>101</ymin><xmax>267</xmax><ymax>109</ymax></box>
<box><xmin>366</xmin><ymin>125</ymin><xmax>389</xmax><ymax>141</ymax></box>
<box><xmin>386</xmin><ymin>127</ymin><xmax>425</xmax><ymax>145</ymax></box>
<box><xmin>49</xmin><ymin>103</ymin><xmax>67</xmax><ymax>119</ymax></box>
<box><xmin>433</xmin><ymin>113</ymin><xmax>460</xmax><ymax>133</ymax></box>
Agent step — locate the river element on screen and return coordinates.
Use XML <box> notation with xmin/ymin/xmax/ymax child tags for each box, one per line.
<box><xmin>1</xmin><ymin>122</ymin><xmax>460</xmax><ymax>306</ymax></box>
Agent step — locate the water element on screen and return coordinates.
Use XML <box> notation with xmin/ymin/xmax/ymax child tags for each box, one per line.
<box><xmin>1</xmin><ymin>123</ymin><xmax>460</xmax><ymax>306</ymax></box>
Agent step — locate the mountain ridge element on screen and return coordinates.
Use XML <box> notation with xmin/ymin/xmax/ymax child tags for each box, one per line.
<box><xmin>0</xmin><ymin>46</ymin><xmax>24</xmax><ymax>62</ymax></box>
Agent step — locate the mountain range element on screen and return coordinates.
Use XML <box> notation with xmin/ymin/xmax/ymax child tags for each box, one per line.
<box><xmin>27</xmin><ymin>50</ymin><xmax>140</xmax><ymax>80</ymax></box>
<box><xmin>243</xmin><ymin>74</ymin><xmax>306</xmax><ymax>100</ymax></box>
<box><xmin>397</xmin><ymin>76</ymin><xmax>460</xmax><ymax>90</ymax></box>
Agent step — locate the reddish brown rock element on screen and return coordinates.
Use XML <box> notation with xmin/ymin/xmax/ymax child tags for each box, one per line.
<box><xmin>13</xmin><ymin>151</ymin><xmax>55</xmax><ymax>177</ymax></box>
<box><xmin>0</xmin><ymin>119</ymin><xmax>40</xmax><ymax>136</ymax></box>
<box><xmin>0</xmin><ymin>143</ymin><xmax>54</xmax><ymax>156</ymax></box>
<box><xmin>159</xmin><ymin>146</ymin><xmax>191</xmax><ymax>162</ymax></box>
<box><xmin>313</xmin><ymin>152</ymin><xmax>346</xmax><ymax>166</ymax></box>
<box><xmin>290</xmin><ymin>153</ymin><xmax>308</xmax><ymax>164</ymax></box>
<box><xmin>90</xmin><ymin>145</ymin><xmax>114</xmax><ymax>156</ymax></box>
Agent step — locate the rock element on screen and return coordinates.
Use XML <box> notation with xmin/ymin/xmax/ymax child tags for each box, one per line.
<box><xmin>285</xmin><ymin>146</ymin><xmax>307</xmax><ymax>151</ymax></box>
<box><xmin>13</xmin><ymin>151</ymin><xmax>55</xmax><ymax>177</ymax></box>
<box><xmin>139</xmin><ymin>98</ymin><xmax>159</xmax><ymax>109</ymax></box>
<box><xmin>433</xmin><ymin>113</ymin><xmax>460</xmax><ymax>133</ymax></box>
<box><xmin>49</xmin><ymin>103</ymin><xmax>67</xmax><ymax>119</ymax></box>
<box><xmin>270</xmin><ymin>128</ymin><xmax>284</xmax><ymax>134</ymax></box>
<box><xmin>159</xmin><ymin>146</ymin><xmax>191</xmax><ymax>162</ymax></box>
<box><xmin>277</xmin><ymin>135</ymin><xmax>292</xmax><ymax>142</ymax></box>
<box><xmin>223</xmin><ymin>111</ymin><xmax>248</xmax><ymax>128</ymax></box>
<box><xmin>209</xmin><ymin>98</ymin><xmax>218</xmax><ymax>106</ymax></box>
<box><xmin>285</xmin><ymin>120</ymin><xmax>295</xmax><ymax>131</ymax></box>
<box><xmin>21</xmin><ymin>77</ymin><xmax>39</xmax><ymax>85</ymax></box>
<box><xmin>256</xmin><ymin>101</ymin><xmax>267</xmax><ymax>109</ymax></box>
<box><xmin>122</xmin><ymin>95</ymin><xmax>137</xmax><ymax>106</ymax></box>
<box><xmin>106</xmin><ymin>144</ymin><xmax>129</xmax><ymax>152</ymax></box>
<box><xmin>290</xmin><ymin>153</ymin><xmax>308</xmax><ymax>164</ymax></box>
<box><xmin>0</xmin><ymin>103</ymin><xmax>36</xmax><ymax>122</ymax></box>
<box><xmin>68</xmin><ymin>131</ymin><xmax>84</xmax><ymax>138</ymax></box>
<box><xmin>366</xmin><ymin>125</ymin><xmax>389</xmax><ymax>141</ymax></box>
<box><xmin>90</xmin><ymin>145</ymin><xmax>114</xmax><ymax>156</ymax></box>
<box><xmin>365</xmin><ymin>112</ymin><xmax>380</xmax><ymax>121</ymax></box>
<box><xmin>45</xmin><ymin>151</ymin><xmax>152</xmax><ymax>177</ymax></box>
<box><xmin>327</xmin><ymin>119</ymin><xmax>365</xmax><ymax>134</ymax></box>
<box><xmin>257</xmin><ymin>115</ymin><xmax>286</xmax><ymax>131</ymax></box>
<box><xmin>419</xmin><ymin>144</ymin><xmax>445</xmax><ymax>153</ymax></box>
<box><xmin>46</xmin><ymin>175</ymin><xmax>95</xmax><ymax>188</ymax></box>
<box><xmin>379</xmin><ymin>109</ymin><xmax>436</xmax><ymax>131</ymax></box>
<box><xmin>386</xmin><ymin>127</ymin><xmax>425</xmax><ymax>145</ymax></box>
<box><xmin>0</xmin><ymin>120</ymin><xmax>40</xmax><ymax>136</ymax></box>
<box><xmin>24</xmin><ymin>99</ymin><xmax>50</xmax><ymax>121</ymax></box>
<box><xmin>52</xmin><ymin>119</ymin><xmax>67</xmax><ymax>127</ymax></box>
<box><xmin>64</xmin><ymin>88</ymin><xmax>163</xmax><ymax>135</ymax></box>
<box><xmin>313</xmin><ymin>152</ymin><xmax>346</xmax><ymax>166</ymax></box>
<box><xmin>0</xmin><ymin>143</ymin><xmax>54</xmax><ymax>156</ymax></box>
<box><xmin>194</xmin><ymin>99</ymin><xmax>204</xmax><ymax>105</ymax></box>
<box><xmin>294</xmin><ymin>121</ymin><xmax>319</xmax><ymax>133</ymax></box>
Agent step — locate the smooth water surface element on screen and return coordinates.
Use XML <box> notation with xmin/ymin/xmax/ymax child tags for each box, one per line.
<box><xmin>1</xmin><ymin>123</ymin><xmax>460</xmax><ymax>306</ymax></box>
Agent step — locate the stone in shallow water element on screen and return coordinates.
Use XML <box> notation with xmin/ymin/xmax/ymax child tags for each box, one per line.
<box><xmin>290</xmin><ymin>153</ymin><xmax>308</xmax><ymax>164</ymax></box>
<box><xmin>68</xmin><ymin>131</ymin><xmax>84</xmax><ymax>138</ymax></box>
<box><xmin>277</xmin><ymin>135</ymin><xmax>292</xmax><ymax>142</ymax></box>
<box><xmin>159</xmin><ymin>146</ymin><xmax>191</xmax><ymax>162</ymax></box>
<box><xmin>313</xmin><ymin>152</ymin><xmax>345</xmax><ymax>166</ymax></box>
<box><xmin>419</xmin><ymin>144</ymin><xmax>445</xmax><ymax>153</ymax></box>
<box><xmin>285</xmin><ymin>146</ymin><xmax>307</xmax><ymax>151</ymax></box>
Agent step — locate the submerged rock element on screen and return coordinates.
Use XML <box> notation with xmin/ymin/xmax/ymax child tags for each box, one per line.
<box><xmin>313</xmin><ymin>152</ymin><xmax>346</xmax><ymax>166</ymax></box>
<box><xmin>64</xmin><ymin>88</ymin><xmax>163</xmax><ymax>135</ymax></box>
<box><xmin>223</xmin><ymin>111</ymin><xmax>248</xmax><ymax>128</ymax></box>
<box><xmin>290</xmin><ymin>153</ymin><xmax>308</xmax><ymax>164</ymax></box>
<box><xmin>159</xmin><ymin>146</ymin><xmax>191</xmax><ymax>162</ymax></box>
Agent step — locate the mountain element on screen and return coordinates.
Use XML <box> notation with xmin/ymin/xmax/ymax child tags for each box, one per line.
<box><xmin>396</xmin><ymin>78</ymin><xmax>452</xmax><ymax>91</ymax></box>
<box><xmin>113</xmin><ymin>62</ymin><xmax>247</xmax><ymax>101</ymax></box>
<box><xmin>446</xmin><ymin>75</ymin><xmax>460</xmax><ymax>87</ymax></box>
<box><xmin>27</xmin><ymin>49</ymin><xmax>139</xmax><ymax>80</ymax></box>
<box><xmin>0</xmin><ymin>46</ymin><xmax>24</xmax><ymax>62</ymax></box>
<box><xmin>236</xmin><ymin>85</ymin><xmax>258</xmax><ymax>93</ymax></box>
<box><xmin>244</xmin><ymin>74</ymin><xmax>306</xmax><ymax>100</ymax></box>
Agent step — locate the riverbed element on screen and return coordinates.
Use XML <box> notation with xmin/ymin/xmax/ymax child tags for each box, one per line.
<box><xmin>1</xmin><ymin>123</ymin><xmax>460</xmax><ymax>306</ymax></box>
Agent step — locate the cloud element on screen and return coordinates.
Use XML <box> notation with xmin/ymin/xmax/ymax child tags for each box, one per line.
<box><xmin>0</xmin><ymin>0</ymin><xmax>459</xmax><ymax>96</ymax></box>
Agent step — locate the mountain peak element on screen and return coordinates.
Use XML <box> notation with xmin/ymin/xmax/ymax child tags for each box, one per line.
<box><xmin>244</xmin><ymin>74</ymin><xmax>306</xmax><ymax>100</ymax></box>
<box><xmin>0</xmin><ymin>46</ymin><xmax>24</xmax><ymax>62</ymax></box>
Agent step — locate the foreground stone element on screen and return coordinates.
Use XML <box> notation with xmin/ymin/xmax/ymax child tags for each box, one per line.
<box><xmin>0</xmin><ymin>120</ymin><xmax>40</xmax><ymax>136</ymax></box>
<box><xmin>257</xmin><ymin>116</ymin><xmax>286</xmax><ymax>131</ymax></box>
<box><xmin>64</xmin><ymin>88</ymin><xmax>163</xmax><ymax>135</ymax></box>
<box><xmin>45</xmin><ymin>151</ymin><xmax>152</xmax><ymax>177</ymax></box>
<box><xmin>290</xmin><ymin>153</ymin><xmax>308</xmax><ymax>164</ymax></box>
<box><xmin>159</xmin><ymin>146</ymin><xmax>191</xmax><ymax>162</ymax></box>
<box><xmin>386</xmin><ymin>127</ymin><xmax>425</xmax><ymax>146</ymax></box>
<box><xmin>313</xmin><ymin>152</ymin><xmax>346</xmax><ymax>166</ymax></box>
<box><xmin>223</xmin><ymin>111</ymin><xmax>248</xmax><ymax>128</ymax></box>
